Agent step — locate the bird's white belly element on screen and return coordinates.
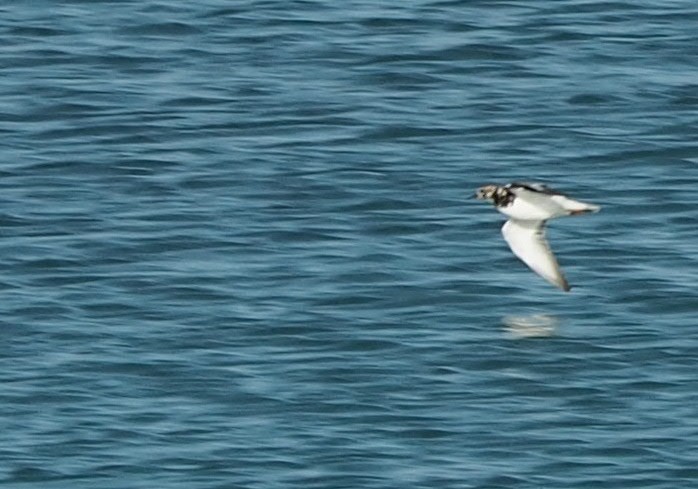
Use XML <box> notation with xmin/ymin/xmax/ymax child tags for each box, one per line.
<box><xmin>497</xmin><ymin>197</ymin><xmax>561</xmax><ymax>220</ymax></box>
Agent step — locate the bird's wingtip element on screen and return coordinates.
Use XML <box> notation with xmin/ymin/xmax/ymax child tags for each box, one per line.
<box><xmin>557</xmin><ymin>278</ymin><xmax>571</xmax><ymax>292</ymax></box>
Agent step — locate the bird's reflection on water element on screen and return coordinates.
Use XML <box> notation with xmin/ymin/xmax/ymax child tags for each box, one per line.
<box><xmin>502</xmin><ymin>313</ymin><xmax>559</xmax><ymax>338</ymax></box>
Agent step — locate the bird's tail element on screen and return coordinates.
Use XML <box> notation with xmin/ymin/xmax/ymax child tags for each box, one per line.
<box><xmin>563</xmin><ymin>199</ymin><xmax>600</xmax><ymax>215</ymax></box>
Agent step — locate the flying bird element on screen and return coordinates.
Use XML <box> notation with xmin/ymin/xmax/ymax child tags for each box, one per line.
<box><xmin>475</xmin><ymin>182</ymin><xmax>600</xmax><ymax>291</ymax></box>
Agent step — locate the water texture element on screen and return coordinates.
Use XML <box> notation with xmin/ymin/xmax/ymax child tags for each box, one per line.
<box><xmin>1</xmin><ymin>1</ymin><xmax>697</xmax><ymax>488</ymax></box>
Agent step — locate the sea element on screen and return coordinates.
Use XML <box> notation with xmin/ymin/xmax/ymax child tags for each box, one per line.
<box><xmin>1</xmin><ymin>1</ymin><xmax>697</xmax><ymax>488</ymax></box>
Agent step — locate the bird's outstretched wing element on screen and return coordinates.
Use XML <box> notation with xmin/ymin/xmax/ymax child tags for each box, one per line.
<box><xmin>501</xmin><ymin>219</ymin><xmax>570</xmax><ymax>291</ymax></box>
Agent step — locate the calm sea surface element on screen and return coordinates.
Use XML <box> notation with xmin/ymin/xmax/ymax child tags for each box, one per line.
<box><xmin>1</xmin><ymin>1</ymin><xmax>697</xmax><ymax>488</ymax></box>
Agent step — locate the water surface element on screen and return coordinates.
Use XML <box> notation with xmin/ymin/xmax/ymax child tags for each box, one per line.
<box><xmin>1</xmin><ymin>1</ymin><xmax>697</xmax><ymax>488</ymax></box>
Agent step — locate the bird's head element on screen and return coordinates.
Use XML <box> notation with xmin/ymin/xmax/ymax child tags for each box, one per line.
<box><xmin>475</xmin><ymin>184</ymin><xmax>499</xmax><ymax>201</ymax></box>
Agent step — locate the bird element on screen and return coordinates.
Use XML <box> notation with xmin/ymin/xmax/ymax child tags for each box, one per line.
<box><xmin>475</xmin><ymin>182</ymin><xmax>600</xmax><ymax>291</ymax></box>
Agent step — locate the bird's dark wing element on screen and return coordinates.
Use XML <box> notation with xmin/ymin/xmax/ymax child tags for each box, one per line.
<box><xmin>508</xmin><ymin>182</ymin><xmax>565</xmax><ymax>196</ymax></box>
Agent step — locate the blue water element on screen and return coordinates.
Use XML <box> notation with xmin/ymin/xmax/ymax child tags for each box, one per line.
<box><xmin>1</xmin><ymin>1</ymin><xmax>697</xmax><ymax>488</ymax></box>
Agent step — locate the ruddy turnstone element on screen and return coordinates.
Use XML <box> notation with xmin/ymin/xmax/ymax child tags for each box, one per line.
<box><xmin>475</xmin><ymin>182</ymin><xmax>600</xmax><ymax>291</ymax></box>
